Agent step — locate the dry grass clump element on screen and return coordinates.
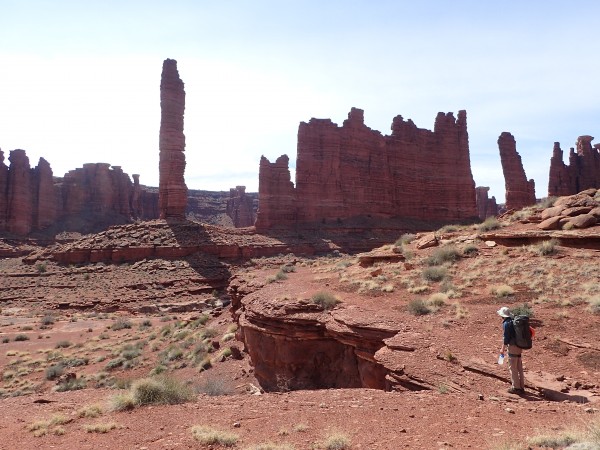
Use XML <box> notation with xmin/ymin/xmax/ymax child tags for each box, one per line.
<box><xmin>321</xmin><ymin>432</ymin><xmax>351</xmax><ymax>450</ymax></box>
<box><xmin>588</xmin><ymin>296</ymin><xmax>600</xmax><ymax>314</ymax></box>
<box><xmin>490</xmin><ymin>284</ymin><xmax>514</xmax><ymax>297</ymax></box>
<box><xmin>84</xmin><ymin>422</ymin><xmax>117</xmax><ymax>433</ymax></box>
<box><xmin>526</xmin><ymin>417</ymin><xmax>600</xmax><ymax>449</ymax></box>
<box><xmin>428</xmin><ymin>293</ymin><xmax>448</xmax><ymax>310</ymax></box>
<box><xmin>394</xmin><ymin>233</ymin><xmax>416</xmax><ymax>246</ymax></box>
<box><xmin>532</xmin><ymin>238</ymin><xmax>559</xmax><ymax>256</ymax></box>
<box><xmin>191</xmin><ymin>425</ymin><xmax>238</xmax><ymax>447</ymax></box>
<box><xmin>311</xmin><ymin>291</ymin><xmax>340</xmax><ymax>310</ymax></box>
<box><xmin>78</xmin><ymin>404</ymin><xmax>103</xmax><ymax>418</ymax></box>
<box><xmin>109</xmin><ymin>375</ymin><xmax>193</xmax><ymax>410</ymax></box>
<box><xmin>246</xmin><ymin>444</ymin><xmax>295</xmax><ymax>450</ymax></box>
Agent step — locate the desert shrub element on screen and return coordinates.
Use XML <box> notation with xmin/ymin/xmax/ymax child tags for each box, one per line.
<box><xmin>422</xmin><ymin>266</ymin><xmax>447</xmax><ymax>282</ymax></box>
<box><xmin>45</xmin><ymin>363</ymin><xmax>64</xmax><ymax>380</ymax></box>
<box><xmin>36</xmin><ymin>263</ymin><xmax>47</xmax><ymax>274</ymax></box>
<box><xmin>478</xmin><ymin>217</ymin><xmax>501</xmax><ymax>232</ymax></box>
<box><xmin>55</xmin><ymin>377</ymin><xmax>86</xmax><ymax>392</ymax></box>
<box><xmin>191</xmin><ymin>425</ymin><xmax>238</xmax><ymax>447</ymax></box>
<box><xmin>311</xmin><ymin>291</ymin><xmax>340</xmax><ymax>310</ymax></box>
<box><xmin>438</xmin><ymin>224</ymin><xmax>460</xmax><ymax>233</ymax></box>
<box><xmin>407</xmin><ymin>299</ymin><xmax>431</xmax><ymax>316</ymax></box>
<box><xmin>200</xmin><ymin>328</ymin><xmax>218</xmax><ymax>339</ymax></box>
<box><xmin>275</xmin><ymin>270</ymin><xmax>288</xmax><ymax>281</ymax></box>
<box><xmin>21</xmin><ymin>325</ymin><xmax>33</xmax><ymax>331</ymax></box>
<box><xmin>510</xmin><ymin>303</ymin><xmax>534</xmax><ymax>317</ymax></box>
<box><xmin>221</xmin><ymin>332</ymin><xmax>235</xmax><ymax>342</ymax></box>
<box><xmin>428</xmin><ymin>293</ymin><xmax>448</xmax><ymax>309</ymax></box>
<box><xmin>14</xmin><ymin>334</ymin><xmax>29</xmax><ymax>341</ymax></box>
<box><xmin>111</xmin><ymin>318</ymin><xmax>132</xmax><ymax>331</ymax></box>
<box><xmin>198</xmin><ymin>377</ymin><xmax>234</xmax><ymax>396</ymax></box>
<box><xmin>55</xmin><ymin>340</ymin><xmax>71</xmax><ymax>349</ymax></box>
<box><xmin>462</xmin><ymin>243</ymin><xmax>478</xmax><ymax>255</ymax></box>
<box><xmin>527</xmin><ymin>432</ymin><xmax>579</xmax><ymax>449</ymax></box>
<box><xmin>139</xmin><ymin>319</ymin><xmax>152</xmax><ymax>329</ymax></box>
<box><xmin>394</xmin><ymin>233</ymin><xmax>416</xmax><ymax>246</ymax></box>
<box><xmin>105</xmin><ymin>357</ymin><xmax>125</xmax><ymax>370</ymax></box>
<box><xmin>425</xmin><ymin>246</ymin><xmax>460</xmax><ymax>266</ymax></box>
<box><xmin>490</xmin><ymin>284</ymin><xmax>514</xmax><ymax>297</ymax></box>
<box><xmin>587</xmin><ymin>296</ymin><xmax>600</xmax><ymax>314</ymax></box>
<box><xmin>130</xmin><ymin>376</ymin><xmax>194</xmax><ymax>405</ymax></box>
<box><xmin>533</xmin><ymin>238</ymin><xmax>559</xmax><ymax>256</ymax></box>
<box><xmin>322</xmin><ymin>432</ymin><xmax>351</xmax><ymax>450</ymax></box>
<box><xmin>537</xmin><ymin>196</ymin><xmax>557</xmax><ymax>209</ymax></box>
<box><xmin>280</xmin><ymin>264</ymin><xmax>296</xmax><ymax>273</ymax></box>
<box><xmin>63</xmin><ymin>357</ymin><xmax>88</xmax><ymax>367</ymax></box>
<box><xmin>40</xmin><ymin>315</ymin><xmax>55</xmax><ymax>326</ymax></box>
<box><xmin>246</xmin><ymin>444</ymin><xmax>295</xmax><ymax>450</ymax></box>
<box><xmin>1</xmin><ymin>337</ymin><xmax>9</xmax><ymax>344</ymax></box>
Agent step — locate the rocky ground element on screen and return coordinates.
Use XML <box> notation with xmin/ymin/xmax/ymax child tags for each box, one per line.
<box><xmin>0</xmin><ymin>208</ymin><xmax>599</xmax><ymax>449</ymax></box>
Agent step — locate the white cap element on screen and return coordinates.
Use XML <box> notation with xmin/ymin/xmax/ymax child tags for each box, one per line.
<box><xmin>497</xmin><ymin>306</ymin><xmax>513</xmax><ymax>318</ymax></box>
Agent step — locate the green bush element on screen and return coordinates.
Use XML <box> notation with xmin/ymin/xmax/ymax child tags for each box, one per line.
<box><xmin>425</xmin><ymin>246</ymin><xmax>460</xmax><ymax>266</ymax></box>
<box><xmin>40</xmin><ymin>315</ymin><xmax>55</xmax><ymax>326</ymax></box>
<box><xmin>55</xmin><ymin>378</ymin><xmax>86</xmax><ymax>392</ymax></box>
<box><xmin>111</xmin><ymin>318</ymin><xmax>132</xmax><ymax>331</ymax></box>
<box><xmin>14</xmin><ymin>334</ymin><xmax>29</xmax><ymax>341</ymax></box>
<box><xmin>422</xmin><ymin>266</ymin><xmax>447</xmax><ymax>282</ymax></box>
<box><xmin>45</xmin><ymin>364</ymin><xmax>64</xmax><ymax>380</ymax></box>
<box><xmin>462</xmin><ymin>243</ymin><xmax>478</xmax><ymax>255</ymax></box>
<box><xmin>275</xmin><ymin>270</ymin><xmax>288</xmax><ymax>281</ymax></box>
<box><xmin>55</xmin><ymin>340</ymin><xmax>71</xmax><ymax>349</ymax></box>
<box><xmin>533</xmin><ymin>238</ymin><xmax>559</xmax><ymax>256</ymax></box>
<box><xmin>510</xmin><ymin>303</ymin><xmax>533</xmax><ymax>317</ymax></box>
<box><xmin>478</xmin><ymin>217</ymin><xmax>501</xmax><ymax>232</ymax></box>
<box><xmin>280</xmin><ymin>264</ymin><xmax>296</xmax><ymax>273</ymax></box>
<box><xmin>407</xmin><ymin>299</ymin><xmax>431</xmax><ymax>316</ymax></box>
<box><xmin>311</xmin><ymin>291</ymin><xmax>340</xmax><ymax>310</ymax></box>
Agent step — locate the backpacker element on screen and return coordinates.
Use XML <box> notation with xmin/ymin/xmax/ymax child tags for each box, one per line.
<box><xmin>512</xmin><ymin>315</ymin><xmax>533</xmax><ymax>349</ymax></box>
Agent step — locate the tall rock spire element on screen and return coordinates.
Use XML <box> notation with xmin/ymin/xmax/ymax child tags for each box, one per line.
<box><xmin>158</xmin><ymin>58</ymin><xmax>188</xmax><ymax>220</ymax></box>
<box><xmin>498</xmin><ymin>132</ymin><xmax>536</xmax><ymax>210</ymax></box>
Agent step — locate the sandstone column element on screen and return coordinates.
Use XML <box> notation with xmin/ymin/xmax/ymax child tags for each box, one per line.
<box><xmin>6</xmin><ymin>149</ymin><xmax>33</xmax><ymax>235</ymax></box>
<box><xmin>0</xmin><ymin>150</ymin><xmax>8</xmax><ymax>230</ymax></box>
<box><xmin>498</xmin><ymin>132</ymin><xmax>536</xmax><ymax>210</ymax></box>
<box><xmin>158</xmin><ymin>58</ymin><xmax>188</xmax><ymax>220</ymax></box>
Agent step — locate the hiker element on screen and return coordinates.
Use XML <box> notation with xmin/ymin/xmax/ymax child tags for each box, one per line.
<box><xmin>497</xmin><ymin>306</ymin><xmax>525</xmax><ymax>394</ymax></box>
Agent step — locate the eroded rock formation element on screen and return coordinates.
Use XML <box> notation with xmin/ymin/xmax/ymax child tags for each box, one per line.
<box><xmin>498</xmin><ymin>132</ymin><xmax>536</xmax><ymax>211</ymax></box>
<box><xmin>548</xmin><ymin>136</ymin><xmax>600</xmax><ymax>197</ymax></box>
<box><xmin>475</xmin><ymin>186</ymin><xmax>498</xmax><ymax>220</ymax></box>
<box><xmin>226</xmin><ymin>186</ymin><xmax>255</xmax><ymax>227</ymax></box>
<box><xmin>158</xmin><ymin>58</ymin><xmax>187</xmax><ymax>220</ymax></box>
<box><xmin>255</xmin><ymin>108</ymin><xmax>478</xmax><ymax>231</ymax></box>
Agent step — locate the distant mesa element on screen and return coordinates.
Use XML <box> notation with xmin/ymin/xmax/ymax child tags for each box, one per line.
<box><xmin>255</xmin><ymin>107</ymin><xmax>479</xmax><ymax>232</ymax></box>
<box><xmin>498</xmin><ymin>132</ymin><xmax>536</xmax><ymax>211</ymax></box>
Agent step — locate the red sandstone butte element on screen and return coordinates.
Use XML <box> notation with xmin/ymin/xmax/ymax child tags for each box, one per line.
<box><xmin>0</xmin><ymin>149</ymin><xmax>9</xmax><ymax>230</ymax></box>
<box><xmin>498</xmin><ymin>132</ymin><xmax>536</xmax><ymax>211</ymax></box>
<box><xmin>475</xmin><ymin>186</ymin><xmax>498</xmax><ymax>220</ymax></box>
<box><xmin>158</xmin><ymin>58</ymin><xmax>188</xmax><ymax>220</ymax></box>
<box><xmin>255</xmin><ymin>108</ymin><xmax>477</xmax><ymax>231</ymax></box>
<box><xmin>226</xmin><ymin>186</ymin><xmax>255</xmax><ymax>227</ymax></box>
<box><xmin>548</xmin><ymin>136</ymin><xmax>600</xmax><ymax>197</ymax></box>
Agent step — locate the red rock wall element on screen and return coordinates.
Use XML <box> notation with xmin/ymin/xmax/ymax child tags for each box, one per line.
<box><xmin>158</xmin><ymin>58</ymin><xmax>188</xmax><ymax>219</ymax></box>
<box><xmin>475</xmin><ymin>186</ymin><xmax>498</xmax><ymax>220</ymax></box>
<box><xmin>548</xmin><ymin>136</ymin><xmax>600</xmax><ymax>197</ymax></box>
<box><xmin>6</xmin><ymin>150</ymin><xmax>34</xmax><ymax>235</ymax></box>
<box><xmin>256</xmin><ymin>108</ymin><xmax>477</xmax><ymax>231</ymax></box>
<box><xmin>226</xmin><ymin>186</ymin><xmax>255</xmax><ymax>227</ymax></box>
<box><xmin>498</xmin><ymin>132</ymin><xmax>536</xmax><ymax>210</ymax></box>
<box><xmin>0</xmin><ymin>150</ymin><xmax>8</xmax><ymax>230</ymax></box>
<box><xmin>33</xmin><ymin>157</ymin><xmax>59</xmax><ymax>230</ymax></box>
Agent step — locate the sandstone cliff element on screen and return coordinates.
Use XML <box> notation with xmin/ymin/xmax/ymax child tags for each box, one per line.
<box><xmin>158</xmin><ymin>58</ymin><xmax>188</xmax><ymax>219</ymax></box>
<box><xmin>548</xmin><ymin>136</ymin><xmax>600</xmax><ymax>197</ymax></box>
<box><xmin>226</xmin><ymin>186</ymin><xmax>255</xmax><ymax>227</ymax></box>
<box><xmin>255</xmin><ymin>108</ymin><xmax>478</xmax><ymax>232</ymax></box>
<box><xmin>498</xmin><ymin>132</ymin><xmax>536</xmax><ymax>211</ymax></box>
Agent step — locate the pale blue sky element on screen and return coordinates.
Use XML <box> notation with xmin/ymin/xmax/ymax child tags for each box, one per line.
<box><xmin>1</xmin><ymin>1</ymin><xmax>599</xmax><ymax>202</ymax></box>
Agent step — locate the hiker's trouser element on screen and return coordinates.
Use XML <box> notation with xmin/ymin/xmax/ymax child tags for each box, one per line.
<box><xmin>507</xmin><ymin>344</ymin><xmax>524</xmax><ymax>389</ymax></box>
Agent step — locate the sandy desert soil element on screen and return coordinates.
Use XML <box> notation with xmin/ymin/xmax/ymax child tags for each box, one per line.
<box><xmin>0</xmin><ymin>219</ymin><xmax>599</xmax><ymax>450</ymax></box>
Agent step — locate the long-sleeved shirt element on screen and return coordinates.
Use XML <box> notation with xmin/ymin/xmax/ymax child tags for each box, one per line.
<box><xmin>502</xmin><ymin>317</ymin><xmax>515</xmax><ymax>346</ymax></box>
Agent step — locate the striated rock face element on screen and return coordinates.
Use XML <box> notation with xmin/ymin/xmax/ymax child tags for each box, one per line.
<box><xmin>475</xmin><ymin>186</ymin><xmax>498</xmax><ymax>220</ymax></box>
<box><xmin>498</xmin><ymin>132</ymin><xmax>536</xmax><ymax>211</ymax></box>
<box><xmin>158</xmin><ymin>58</ymin><xmax>188</xmax><ymax>220</ymax></box>
<box><xmin>6</xmin><ymin>150</ymin><xmax>34</xmax><ymax>235</ymax></box>
<box><xmin>33</xmin><ymin>157</ymin><xmax>58</xmax><ymax>230</ymax></box>
<box><xmin>226</xmin><ymin>186</ymin><xmax>255</xmax><ymax>227</ymax></box>
<box><xmin>0</xmin><ymin>150</ymin><xmax>8</xmax><ymax>230</ymax></box>
<box><xmin>548</xmin><ymin>136</ymin><xmax>600</xmax><ymax>197</ymax></box>
<box><xmin>255</xmin><ymin>108</ymin><xmax>477</xmax><ymax>232</ymax></box>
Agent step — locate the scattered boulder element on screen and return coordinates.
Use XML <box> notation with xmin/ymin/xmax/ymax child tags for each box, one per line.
<box><xmin>416</xmin><ymin>233</ymin><xmax>438</xmax><ymax>250</ymax></box>
<box><xmin>567</xmin><ymin>214</ymin><xmax>597</xmax><ymax>229</ymax></box>
<box><xmin>562</xmin><ymin>206</ymin><xmax>593</xmax><ymax>217</ymax></box>
<box><xmin>537</xmin><ymin>216</ymin><xmax>563</xmax><ymax>230</ymax></box>
<box><xmin>541</xmin><ymin>205</ymin><xmax>566</xmax><ymax>220</ymax></box>
<box><xmin>554</xmin><ymin>193</ymin><xmax>598</xmax><ymax>208</ymax></box>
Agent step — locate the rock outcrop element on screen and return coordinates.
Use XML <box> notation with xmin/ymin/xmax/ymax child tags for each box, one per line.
<box><xmin>158</xmin><ymin>58</ymin><xmax>188</xmax><ymax>220</ymax></box>
<box><xmin>498</xmin><ymin>132</ymin><xmax>536</xmax><ymax>211</ymax></box>
<box><xmin>226</xmin><ymin>186</ymin><xmax>255</xmax><ymax>227</ymax></box>
<box><xmin>548</xmin><ymin>136</ymin><xmax>600</xmax><ymax>197</ymax></box>
<box><xmin>475</xmin><ymin>186</ymin><xmax>498</xmax><ymax>220</ymax></box>
<box><xmin>255</xmin><ymin>108</ymin><xmax>478</xmax><ymax>231</ymax></box>
<box><xmin>6</xmin><ymin>150</ymin><xmax>34</xmax><ymax>235</ymax></box>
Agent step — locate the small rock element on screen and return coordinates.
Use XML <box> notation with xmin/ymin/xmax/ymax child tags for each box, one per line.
<box><xmin>484</xmin><ymin>240</ymin><xmax>496</xmax><ymax>247</ymax></box>
<box><xmin>505</xmin><ymin>408</ymin><xmax>515</xmax><ymax>414</ymax></box>
<box><xmin>233</xmin><ymin>422</ymin><xmax>241</xmax><ymax>428</ymax></box>
<box><xmin>477</xmin><ymin>394</ymin><xmax>484</xmax><ymax>401</ymax></box>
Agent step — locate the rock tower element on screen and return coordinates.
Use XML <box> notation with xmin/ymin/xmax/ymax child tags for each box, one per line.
<box><xmin>158</xmin><ymin>59</ymin><xmax>188</xmax><ymax>220</ymax></box>
<box><xmin>548</xmin><ymin>136</ymin><xmax>600</xmax><ymax>197</ymax></box>
<box><xmin>498</xmin><ymin>132</ymin><xmax>536</xmax><ymax>210</ymax></box>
